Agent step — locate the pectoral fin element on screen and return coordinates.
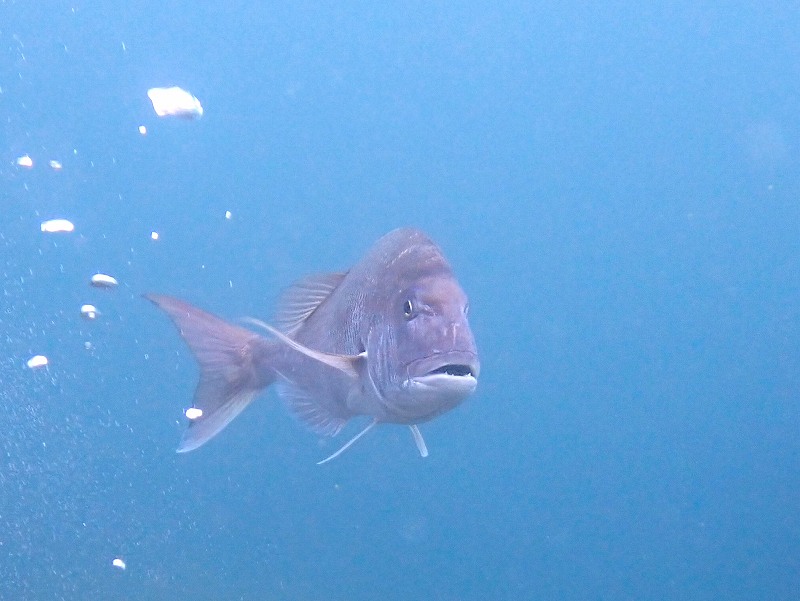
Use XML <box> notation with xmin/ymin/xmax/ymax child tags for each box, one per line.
<box><xmin>244</xmin><ymin>317</ymin><xmax>361</xmax><ymax>379</ymax></box>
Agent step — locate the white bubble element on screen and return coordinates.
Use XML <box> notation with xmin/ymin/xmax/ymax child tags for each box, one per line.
<box><xmin>90</xmin><ymin>273</ymin><xmax>118</xmax><ymax>288</ymax></box>
<box><xmin>41</xmin><ymin>219</ymin><xmax>75</xmax><ymax>233</ymax></box>
<box><xmin>80</xmin><ymin>304</ymin><xmax>99</xmax><ymax>320</ymax></box>
<box><xmin>185</xmin><ymin>407</ymin><xmax>203</xmax><ymax>420</ymax></box>
<box><xmin>27</xmin><ymin>355</ymin><xmax>48</xmax><ymax>369</ymax></box>
<box><xmin>147</xmin><ymin>86</ymin><xmax>203</xmax><ymax>119</ymax></box>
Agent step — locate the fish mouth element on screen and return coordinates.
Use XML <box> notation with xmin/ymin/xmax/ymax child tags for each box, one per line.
<box><xmin>389</xmin><ymin>351</ymin><xmax>479</xmax><ymax>423</ymax></box>
<box><xmin>407</xmin><ymin>351</ymin><xmax>480</xmax><ymax>388</ymax></box>
<box><xmin>426</xmin><ymin>364</ymin><xmax>475</xmax><ymax>377</ymax></box>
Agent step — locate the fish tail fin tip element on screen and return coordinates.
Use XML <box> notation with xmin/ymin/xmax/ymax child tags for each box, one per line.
<box><xmin>175</xmin><ymin>388</ymin><xmax>260</xmax><ymax>452</ymax></box>
<box><xmin>145</xmin><ymin>293</ymin><xmax>274</xmax><ymax>451</ymax></box>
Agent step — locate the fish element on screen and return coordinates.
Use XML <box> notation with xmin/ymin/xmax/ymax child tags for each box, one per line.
<box><xmin>145</xmin><ymin>227</ymin><xmax>479</xmax><ymax>463</ymax></box>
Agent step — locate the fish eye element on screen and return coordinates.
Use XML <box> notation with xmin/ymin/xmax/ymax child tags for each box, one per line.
<box><xmin>402</xmin><ymin>299</ymin><xmax>414</xmax><ymax>319</ymax></box>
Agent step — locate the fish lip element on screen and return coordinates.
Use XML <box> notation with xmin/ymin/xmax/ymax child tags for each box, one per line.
<box><xmin>391</xmin><ymin>351</ymin><xmax>479</xmax><ymax>424</ymax></box>
<box><xmin>407</xmin><ymin>351</ymin><xmax>480</xmax><ymax>381</ymax></box>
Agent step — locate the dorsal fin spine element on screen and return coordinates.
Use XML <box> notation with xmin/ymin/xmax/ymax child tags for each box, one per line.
<box><xmin>275</xmin><ymin>272</ymin><xmax>347</xmax><ymax>335</ymax></box>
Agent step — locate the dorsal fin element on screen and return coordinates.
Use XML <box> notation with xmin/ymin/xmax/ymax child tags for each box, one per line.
<box><xmin>275</xmin><ymin>272</ymin><xmax>347</xmax><ymax>335</ymax></box>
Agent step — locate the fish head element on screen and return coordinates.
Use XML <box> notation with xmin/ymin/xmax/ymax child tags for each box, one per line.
<box><xmin>368</xmin><ymin>246</ymin><xmax>479</xmax><ymax>424</ymax></box>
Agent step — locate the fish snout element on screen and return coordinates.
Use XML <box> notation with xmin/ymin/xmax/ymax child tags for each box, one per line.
<box><xmin>445</xmin><ymin>321</ymin><xmax>461</xmax><ymax>346</ymax></box>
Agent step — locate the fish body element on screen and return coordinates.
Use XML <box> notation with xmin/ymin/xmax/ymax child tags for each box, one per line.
<box><xmin>146</xmin><ymin>228</ymin><xmax>479</xmax><ymax>461</ymax></box>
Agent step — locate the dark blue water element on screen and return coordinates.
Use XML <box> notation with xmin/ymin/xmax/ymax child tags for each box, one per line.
<box><xmin>2</xmin><ymin>2</ymin><xmax>798</xmax><ymax>599</ymax></box>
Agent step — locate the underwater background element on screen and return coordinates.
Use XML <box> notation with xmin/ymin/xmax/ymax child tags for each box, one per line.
<box><xmin>2</xmin><ymin>1</ymin><xmax>799</xmax><ymax>599</ymax></box>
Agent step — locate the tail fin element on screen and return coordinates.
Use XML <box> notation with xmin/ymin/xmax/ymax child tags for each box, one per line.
<box><xmin>145</xmin><ymin>294</ymin><xmax>276</xmax><ymax>452</ymax></box>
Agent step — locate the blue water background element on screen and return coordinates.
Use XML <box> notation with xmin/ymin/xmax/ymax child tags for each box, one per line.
<box><xmin>2</xmin><ymin>2</ymin><xmax>799</xmax><ymax>599</ymax></box>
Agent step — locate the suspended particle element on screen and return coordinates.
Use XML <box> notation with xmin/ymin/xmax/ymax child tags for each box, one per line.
<box><xmin>151</xmin><ymin>231</ymin><xmax>159</xmax><ymax>240</ymax></box>
<box><xmin>112</xmin><ymin>557</ymin><xmax>126</xmax><ymax>570</ymax></box>
<box><xmin>49</xmin><ymin>160</ymin><xmax>63</xmax><ymax>170</ymax></box>
<box><xmin>16</xmin><ymin>154</ymin><xmax>33</xmax><ymax>168</ymax></box>
<box><xmin>225</xmin><ymin>210</ymin><xmax>232</xmax><ymax>220</ymax></box>
<box><xmin>138</xmin><ymin>125</ymin><xmax>147</xmax><ymax>135</ymax></box>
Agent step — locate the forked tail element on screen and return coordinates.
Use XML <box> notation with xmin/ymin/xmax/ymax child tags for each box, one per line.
<box><xmin>145</xmin><ymin>294</ymin><xmax>277</xmax><ymax>452</ymax></box>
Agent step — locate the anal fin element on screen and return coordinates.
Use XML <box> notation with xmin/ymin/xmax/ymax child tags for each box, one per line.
<box><xmin>277</xmin><ymin>382</ymin><xmax>346</xmax><ymax>437</ymax></box>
